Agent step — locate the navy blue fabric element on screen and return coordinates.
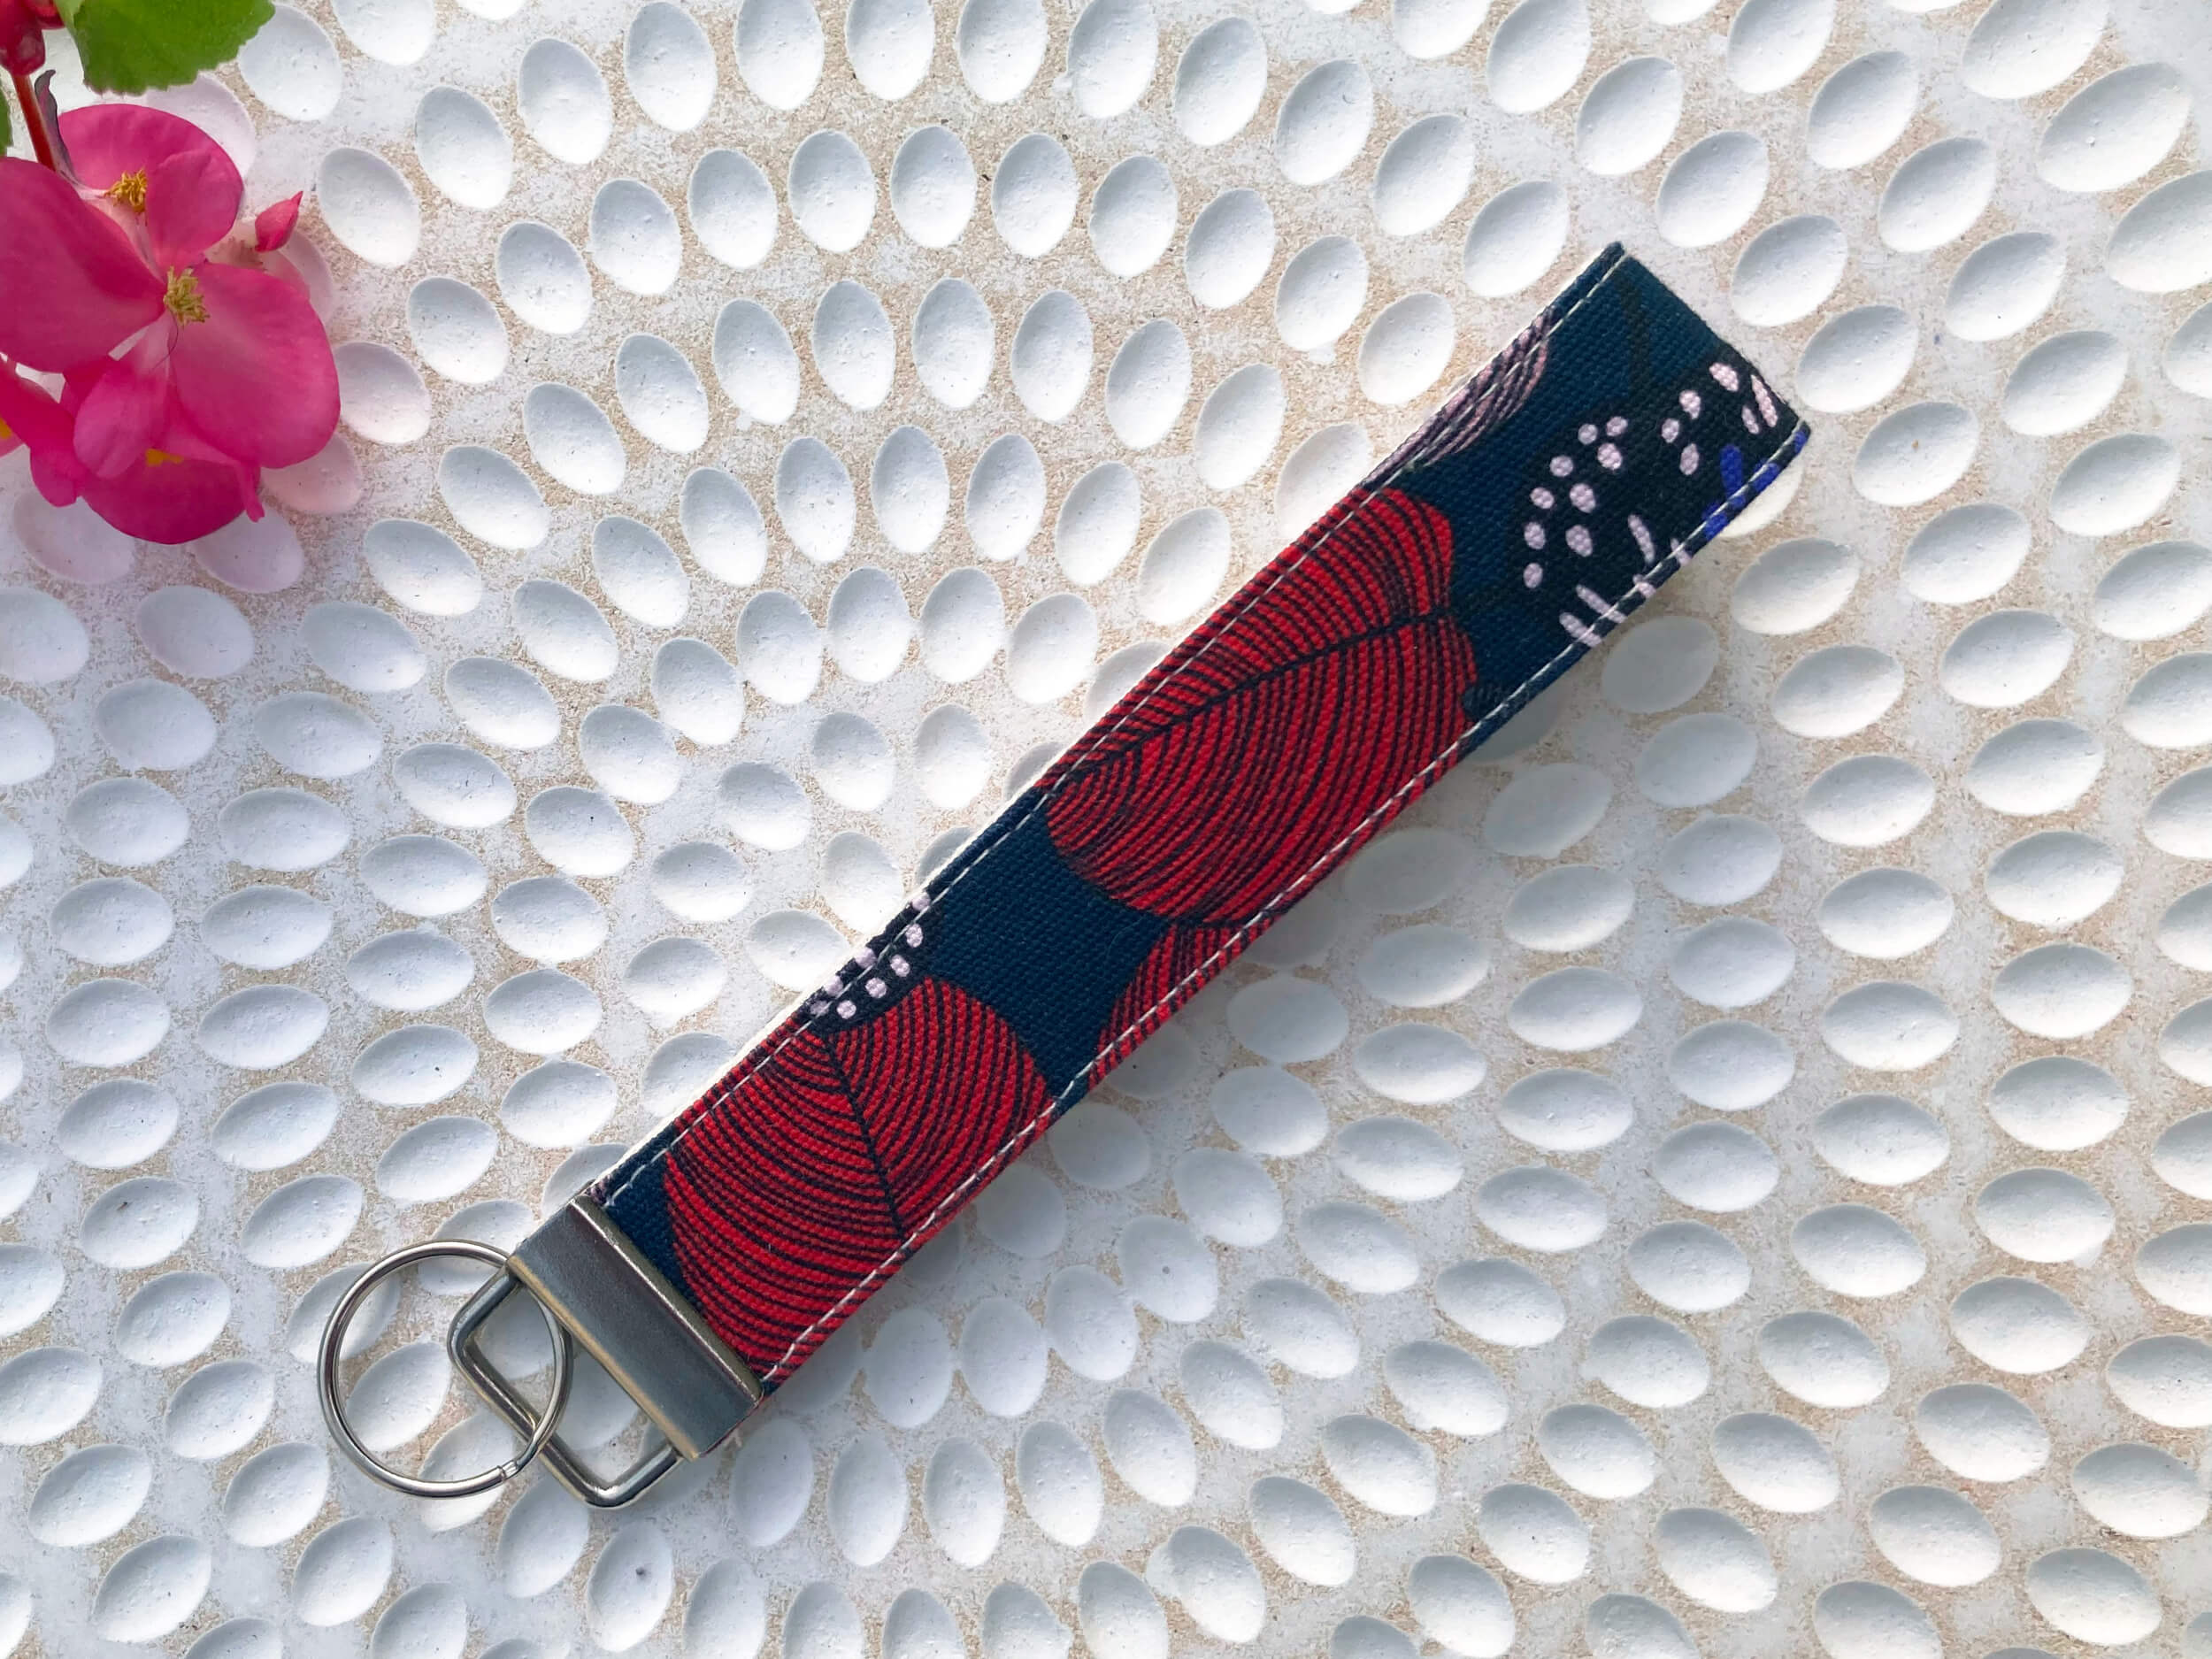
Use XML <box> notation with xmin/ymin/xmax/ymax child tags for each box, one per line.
<box><xmin>922</xmin><ymin>809</ymin><xmax>1171</xmax><ymax>1094</ymax></box>
<box><xmin>589</xmin><ymin>245</ymin><xmax>1809</xmax><ymax>1386</ymax></box>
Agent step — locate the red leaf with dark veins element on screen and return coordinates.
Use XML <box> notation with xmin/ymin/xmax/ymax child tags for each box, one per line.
<box><xmin>665</xmin><ymin>977</ymin><xmax>1053</xmax><ymax>1379</ymax></box>
<box><xmin>1041</xmin><ymin>486</ymin><xmax>1477</xmax><ymax>926</ymax></box>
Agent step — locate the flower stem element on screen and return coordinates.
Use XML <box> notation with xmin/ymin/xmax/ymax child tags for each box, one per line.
<box><xmin>9</xmin><ymin>69</ymin><xmax>56</xmax><ymax>170</ymax></box>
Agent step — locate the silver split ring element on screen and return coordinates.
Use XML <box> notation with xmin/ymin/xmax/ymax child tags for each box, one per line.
<box><xmin>318</xmin><ymin>1239</ymin><xmax>573</xmax><ymax>1500</ymax></box>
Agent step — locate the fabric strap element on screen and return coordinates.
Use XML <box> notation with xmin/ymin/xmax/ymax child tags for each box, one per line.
<box><xmin>589</xmin><ymin>243</ymin><xmax>1809</xmax><ymax>1386</ymax></box>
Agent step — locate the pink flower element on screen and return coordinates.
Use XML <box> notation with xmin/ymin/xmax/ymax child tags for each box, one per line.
<box><xmin>2</xmin><ymin>355</ymin><xmax>253</xmax><ymax>547</ymax></box>
<box><xmin>0</xmin><ymin>104</ymin><xmax>339</xmax><ymax>543</ymax></box>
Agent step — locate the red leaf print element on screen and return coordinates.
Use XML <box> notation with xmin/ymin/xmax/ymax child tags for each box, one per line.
<box><xmin>664</xmin><ymin>978</ymin><xmax>1052</xmax><ymax>1379</ymax></box>
<box><xmin>1087</xmin><ymin>921</ymin><xmax>1240</xmax><ymax>1088</ymax></box>
<box><xmin>1041</xmin><ymin>486</ymin><xmax>1476</xmax><ymax>925</ymax></box>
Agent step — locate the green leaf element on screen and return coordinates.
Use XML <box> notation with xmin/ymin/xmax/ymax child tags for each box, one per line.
<box><xmin>55</xmin><ymin>0</ymin><xmax>274</xmax><ymax>94</ymax></box>
<box><xmin>1</xmin><ymin>91</ymin><xmax>12</xmax><ymax>157</ymax></box>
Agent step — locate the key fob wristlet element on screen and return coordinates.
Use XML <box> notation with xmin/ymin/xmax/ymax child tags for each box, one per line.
<box><xmin>326</xmin><ymin>243</ymin><xmax>1807</xmax><ymax>1506</ymax></box>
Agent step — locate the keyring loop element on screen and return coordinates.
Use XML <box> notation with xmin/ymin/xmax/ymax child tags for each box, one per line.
<box><xmin>319</xmin><ymin>1240</ymin><xmax>573</xmax><ymax>1501</ymax></box>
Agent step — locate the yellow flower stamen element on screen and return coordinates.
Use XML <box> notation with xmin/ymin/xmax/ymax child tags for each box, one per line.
<box><xmin>106</xmin><ymin>170</ymin><xmax>149</xmax><ymax>212</ymax></box>
<box><xmin>164</xmin><ymin>269</ymin><xmax>209</xmax><ymax>326</ymax></box>
<box><xmin>143</xmin><ymin>449</ymin><xmax>186</xmax><ymax>467</ymax></box>
<box><xmin>0</xmin><ymin>417</ymin><xmax>13</xmax><ymax>443</ymax></box>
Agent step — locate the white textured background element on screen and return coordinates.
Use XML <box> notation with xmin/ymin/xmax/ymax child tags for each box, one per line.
<box><xmin>2</xmin><ymin>0</ymin><xmax>2210</xmax><ymax>1655</ymax></box>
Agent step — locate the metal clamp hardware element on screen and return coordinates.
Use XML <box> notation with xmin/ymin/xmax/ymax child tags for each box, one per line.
<box><xmin>319</xmin><ymin>1203</ymin><xmax>765</xmax><ymax>1509</ymax></box>
<box><xmin>449</xmin><ymin>1267</ymin><xmax>683</xmax><ymax>1509</ymax></box>
<box><xmin>451</xmin><ymin>1198</ymin><xmax>765</xmax><ymax>1507</ymax></box>
<box><xmin>319</xmin><ymin>1240</ymin><xmax>573</xmax><ymax>1501</ymax></box>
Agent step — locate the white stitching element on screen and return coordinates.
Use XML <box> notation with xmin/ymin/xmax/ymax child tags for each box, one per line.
<box><xmin>598</xmin><ymin>249</ymin><xmax>1631</xmax><ymax>1222</ymax></box>
<box><xmin>757</xmin><ymin>412</ymin><xmax>1809</xmax><ymax>1379</ymax></box>
<box><xmin>598</xmin><ymin>246</ymin><xmax>1806</xmax><ymax>1380</ymax></box>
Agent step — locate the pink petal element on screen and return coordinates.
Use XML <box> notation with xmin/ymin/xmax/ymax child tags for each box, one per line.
<box><xmin>78</xmin><ymin>402</ymin><xmax>261</xmax><ymax>544</ymax></box>
<box><xmin>168</xmin><ymin>260</ymin><xmax>339</xmax><ymax>470</ymax></box>
<box><xmin>254</xmin><ymin>193</ymin><xmax>302</xmax><ymax>252</ymax></box>
<box><xmin>0</xmin><ymin>365</ymin><xmax>81</xmax><ymax>490</ymax></box>
<box><xmin>72</xmin><ymin>349</ymin><xmax>170</xmax><ymax>479</ymax></box>
<box><xmin>0</xmin><ymin>158</ymin><xmax>163</xmax><ymax>371</ymax></box>
<box><xmin>30</xmin><ymin>450</ymin><xmax>85</xmax><ymax>509</ymax></box>
<box><xmin>81</xmin><ymin>455</ymin><xmax>257</xmax><ymax>543</ymax></box>
<box><xmin>0</xmin><ymin>373</ymin><xmax>37</xmax><ymax>451</ymax></box>
<box><xmin>58</xmin><ymin>103</ymin><xmax>230</xmax><ymax>193</ymax></box>
<box><xmin>144</xmin><ymin>147</ymin><xmax>242</xmax><ymax>268</ymax></box>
